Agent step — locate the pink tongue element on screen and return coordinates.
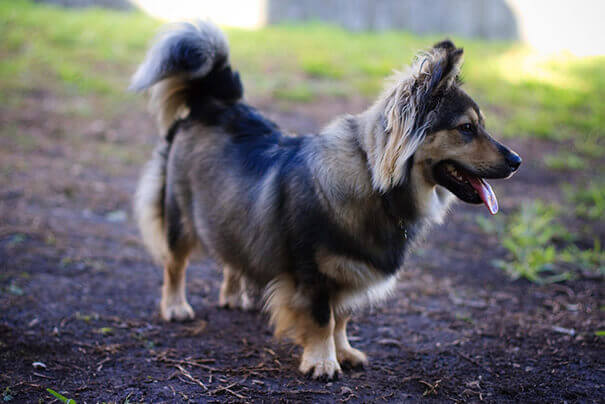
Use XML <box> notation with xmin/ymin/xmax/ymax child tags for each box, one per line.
<box><xmin>467</xmin><ymin>177</ymin><xmax>499</xmax><ymax>215</ymax></box>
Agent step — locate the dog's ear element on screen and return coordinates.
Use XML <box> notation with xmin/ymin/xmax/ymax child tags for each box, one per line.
<box><xmin>372</xmin><ymin>40</ymin><xmax>464</xmax><ymax>191</ymax></box>
<box><xmin>426</xmin><ymin>39</ymin><xmax>464</xmax><ymax>94</ymax></box>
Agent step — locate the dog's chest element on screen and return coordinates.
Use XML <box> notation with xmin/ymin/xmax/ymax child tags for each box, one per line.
<box><xmin>316</xmin><ymin>252</ymin><xmax>398</xmax><ymax>312</ymax></box>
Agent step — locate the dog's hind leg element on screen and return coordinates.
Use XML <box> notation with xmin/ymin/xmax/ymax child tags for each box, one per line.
<box><xmin>160</xmin><ymin>183</ymin><xmax>196</xmax><ymax>322</ymax></box>
<box><xmin>238</xmin><ymin>276</ymin><xmax>254</xmax><ymax>310</ymax></box>
<box><xmin>219</xmin><ymin>266</ymin><xmax>254</xmax><ymax>310</ymax></box>
<box><xmin>334</xmin><ymin>314</ymin><xmax>367</xmax><ymax>368</ymax></box>
<box><xmin>161</xmin><ymin>253</ymin><xmax>194</xmax><ymax>322</ymax></box>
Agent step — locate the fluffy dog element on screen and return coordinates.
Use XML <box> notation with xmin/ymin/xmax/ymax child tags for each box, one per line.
<box><xmin>132</xmin><ymin>22</ymin><xmax>521</xmax><ymax>379</ymax></box>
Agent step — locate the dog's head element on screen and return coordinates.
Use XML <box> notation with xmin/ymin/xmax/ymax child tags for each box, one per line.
<box><xmin>369</xmin><ymin>40</ymin><xmax>521</xmax><ymax>214</ymax></box>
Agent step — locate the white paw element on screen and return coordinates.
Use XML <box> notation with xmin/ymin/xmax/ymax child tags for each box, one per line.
<box><xmin>239</xmin><ymin>290</ymin><xmax>255</xmax><ymax>311</ymax></box>
<box><xmin>161</xmin><ymin>300</ymin><xmax>195</xmax><ymax>322</ymax></box>
<box><xmin>337</xmin><ymin>347</ymin><xmax>368</xmax><ymax>368</ymax></box>
<box><xmin>299</xmin><ymin>355</ymin><xmax>342</xmax><ymax>379</ymax></box>
<box><xmin>219</xmin><ymin>290</ymin><xmax>255</xmax><ymax>311</ymax></box>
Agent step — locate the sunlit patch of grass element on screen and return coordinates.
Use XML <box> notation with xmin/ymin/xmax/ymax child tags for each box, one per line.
<box><xmin>0</xmin><ymin>0</ymin><xmax>158</xmax><ymax>106</ymax></box>
<box><xmin>493</xmin><ymin>50</ymin><xmax>590</xmax><ymax>92</ymax></box>
<box><xmin>1</xmin><ymin>0</ymin><xmax>604</xmax><ymax>144</ymax></box>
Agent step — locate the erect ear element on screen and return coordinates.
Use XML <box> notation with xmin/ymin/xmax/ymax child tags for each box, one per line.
<box><xmin>426</xmin><ymin>39</ymin><xmax>464</xmax><ymax>94</ymax></box>
<box><xmin>410</xmin><ymin>39</ymin><xmax>464</xmax><ymax>129</ymax></box>
<box><xmin>372</xmin><ymin>40</ymin><xmax>464</xmax><ymax>192</ymax></box>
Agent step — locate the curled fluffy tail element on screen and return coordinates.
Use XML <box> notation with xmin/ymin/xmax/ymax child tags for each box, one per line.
<box><xmin>130</xmin><ymin>21</ymin><xmax>243</xmax><ymax>135</ymax></box>
<box><xmin>133</xmin><ymin>22</ymin><xmax>243</xmax><ymax>263</ymax></box>
<box><xmin>134</xmin><ymin>142</ymin><xmax>170</xmax><ymax>264</ymax></box>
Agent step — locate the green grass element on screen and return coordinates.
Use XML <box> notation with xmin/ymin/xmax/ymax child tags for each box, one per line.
<box><xmin>564</xmin><ymin>181</ymin><xmax>605</xmax><ymax>221</ymax></box>
<box><xmin>477</xmin><ymin>200</ymin><xmax>604</xmax><ymax>283</ymax></box>
<box><xmin>46</xmin><ymin>388</ymin><xmax>76</xmax><ymax>404</ymax></box>
<box><xmin>478</xmin><ymin>201</ymin><xmax>573</xmax><ymax>283</ymax></box>
<box><xmin>1</xmin><ymin>0</ymin><xmax>604</xmax><ymax>144</ymax></box>
<box><xmin>0</xmin><ymin>0</ymin><xmax>158</xmax><ymax>109</ymax></box>
<box><xmin>544</xmin><ymin>152</ymin><xmax>588</xmax><ymax>171</ymax></box>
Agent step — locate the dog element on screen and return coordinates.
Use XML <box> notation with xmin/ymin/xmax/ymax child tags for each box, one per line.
<box><xmin>131</xmin><ymin>22</ymin><xmax>521</xmax><ymax>379</ymax></box>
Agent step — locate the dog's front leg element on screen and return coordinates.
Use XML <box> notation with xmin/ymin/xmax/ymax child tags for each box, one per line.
<box><xmin>219</xmin><ymin>266</ymin><xmax>254</xmax><ymax>311</ymax></box>
<box><xmin>267</xmin><ymin>275</ymin><xmax>341</xmax><ymax>379</ymax></box>
<box><xmin>334</xmin><ymin>314</ymin><xmax>367</xmax><ymax>368</ymax></box>
<box><xmin>298</xmin><ymin>308</ymin><xmax>341</xmax><ymax>379</ymax></box>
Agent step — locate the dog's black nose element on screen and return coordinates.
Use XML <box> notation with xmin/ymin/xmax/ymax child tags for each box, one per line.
<box><xmin>506</xmin><ymin>151</ymin><xmax>522</xmax><ymax>171</ymax></box>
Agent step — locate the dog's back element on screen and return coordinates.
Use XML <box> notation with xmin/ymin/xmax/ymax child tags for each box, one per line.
<box><xmin>131</xmin><ymin>21</ymin><xmax>315</xmax><ymax>290</ymax></box>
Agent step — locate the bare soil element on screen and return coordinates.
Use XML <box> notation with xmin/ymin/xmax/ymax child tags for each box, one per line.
<box><xmin>0</xmin><ymin>92</ymin><xmax>603</xmax><ymax>403</ymax></box>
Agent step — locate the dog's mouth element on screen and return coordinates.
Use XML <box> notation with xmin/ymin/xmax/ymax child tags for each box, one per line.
<box><xmin>433</xmin><ymin>161</ymin><xmax>499</xmax><ymax>215</ymax></box>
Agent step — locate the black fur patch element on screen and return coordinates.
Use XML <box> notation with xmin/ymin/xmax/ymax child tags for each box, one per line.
<box><xmin>187</xmin><ymin>62</ymin><xmax>243</xmax><ymax>103</ymax></box>
<box><xmin>429</xmin><ymin>87</ymin><xmax>481</xmax><ymax>133</ymax></box>
<box><xmin>412</xmin><ymin>39</ymin><xmax>465</xmax><ymax>133</ymax></box>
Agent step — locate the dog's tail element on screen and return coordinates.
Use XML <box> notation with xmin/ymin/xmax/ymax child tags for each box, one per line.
<box><xmin>132</xmin><ymin>22</ymin><xmax>242</xmax><ymax>263</ymax></box>
<box><xmin>130</xmin><ymin>21</ymin><xmax>243</xmax><ymax>136</ymax></box>
<box><xmin>134</xmin><ymin>142</ymin><xmax>170</xmax><ymax>264</ymax></box>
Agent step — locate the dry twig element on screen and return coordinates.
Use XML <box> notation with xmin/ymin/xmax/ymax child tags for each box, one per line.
<box><xmin>175</xmin><ymin>364</ymin><xmax>207</xmax><ymax>391</ymax></box>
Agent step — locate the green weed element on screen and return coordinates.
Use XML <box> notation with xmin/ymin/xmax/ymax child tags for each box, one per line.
<box><xmin>477</xmin><ymin>201</ymin><xmax>604</xmax><ymax>283</ymax></box>
<box><xmin>564</xmin><ymin>181</ymin><xmax>605</xmax><ymax>221</ymax></box>
<box><xmin>2</xmin><ymin>387</ymin><xmax>13</xmax><ymax>402</ymax></box>
<box><xmin>491</xmin><ymin>202</ymin><xmax>573</xmax><ymax>283</ymax></box>
<box><xmin>46</xmin><ymin>388</ymin><xmax>76</xmax><ymax>404</ymax></box>
<box><xmin>559</xmin><ymin>240</ymin><xmax>605</xmax><ymax>276</ymax></box>
<box><xmin>543</xmin><ymin>152</ymin><xmax>588</xmax><ymax>171</ymax></box>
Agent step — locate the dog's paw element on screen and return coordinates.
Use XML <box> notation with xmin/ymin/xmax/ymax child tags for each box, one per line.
<box><xmin>219</xmin><ymin>290</ymin><xmax>255</xmax><ymax>311</ymax></box>
<box><xmin>161</xmin><ymin>300</ymin><xmax>195</xmax><ymax>322</ymax></box>
<box><xmin>299</xmin><ymin>356</ymin><xmax>342</xmax><ymax>380</ymax></box>
<box><xmin>337</xmin><ymin>346</ymin><xmax>368</xmax><ymax>369</ymax></box>
<box><xmin>239</xmin><ymin>290</ymin><xmax>255</xmax><ymax>311</ymax></box>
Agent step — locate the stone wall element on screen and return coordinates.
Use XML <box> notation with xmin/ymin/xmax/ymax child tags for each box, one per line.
<box><xmin>267</xmin><ymin>0</ymin><xmax>518</xmax><ymax>39</ymax></box>
<box><xmin>34</xmin><ymin>0</ymin><xmax>518</xmax><ymax>39</ymax></box>
<box><xmin>32</xmin><ymin>0</ymin><xmax>605</xmax><ymax>54</ymax></box>
<box><xmin>34</xmin><ymin>0</ymin><xmax>132</xmax><ymax>10</ymax></box>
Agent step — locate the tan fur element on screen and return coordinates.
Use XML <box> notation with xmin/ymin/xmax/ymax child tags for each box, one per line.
<box><xmin>149</xmin><ymin>77</ymin><xmax>191</xmax><ymax>135</ymax></box>
<box><xmin>360</xmin><ymin>47</ymin><xmax>463</xmax><ymax>192</ymax></box>
<box><xmin>334</xmin><ymin>315</ymin><xmax>367</xmax><ymax>366</ymax></box>
<box><xmin>161</xmin><ymin>257</ymin><xmax>194</xmax><ymax>321</ymax></box>
<box><xmin>134</xmin><ymin>145</ymin><xmax>170</xmax><ymax>264</ymax></box>
<box><xmin>415</xmin><ymin>109</ymin><xmax>505</xmax><ymax>185</ymax></box>
<box><xmin>263</xmin><ymin>275</ymin><xmax>342</xmax><ymax>378</ymax></box>
<box><xmin>263</xmin><ymin>275</ymin><xmax>312</xmax><ymax>344</ymax></box>
<box><xmin>298</xmin><ymin>314</ymin><xmax>341</xmax><ymax>379</ymax></box>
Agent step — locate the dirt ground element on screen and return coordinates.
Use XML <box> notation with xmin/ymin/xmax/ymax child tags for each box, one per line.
<box><xmin>0</xmin><ymin>91</ymin><xmax>603</xmax><ymax>403</ymax></box>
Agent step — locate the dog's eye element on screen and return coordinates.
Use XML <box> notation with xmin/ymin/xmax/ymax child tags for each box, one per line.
<box><xmin>458</xmin><ymin>123</ymin><xmax>474</xmax><ymax>135</ymax></box>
